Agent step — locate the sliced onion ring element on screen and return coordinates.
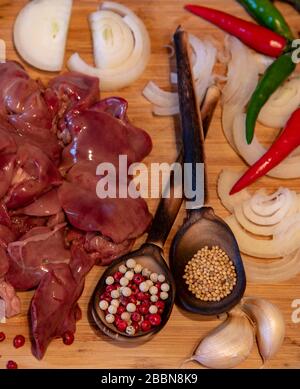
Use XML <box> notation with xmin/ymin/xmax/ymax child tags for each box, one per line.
<box><xmin>218</xmin><ymin>169</ymin><xmax>300</xmax><ymax>259</ymax></box>
<box><xmin>142</xmin><ymin>81</ymin><xmax>178</xmax><ymax>108</ymax></box>
<box><xmin>217</xmin><ymin>169</ymin><xmax>251</xmax><ymax>212</ymax></box>
<box><xmin>258</xmin><ymin>77</ymin><xmax>300</xmax><ymax>129</ymax></box>
<box><xmin>142</xmin><ymin>35</ymin><xmax>217</xmax><ymax>116</ymax></box>
<box><xmin>249</xmin><ymin>188</ymin><xmax>290</xmax><ymax>216</ymax></box>
<box><xmin>244</xmin><ymin>250</ymin><xmax>300</xmax><ymax>284</ymax></box>
<box><xmin>225</xmin><ymin>215</ymin><xmax>300</xmax><ymax>258</ymax></box>
<box><xmin>233</xmin><ymin>113</ymin><xmax>300</xmax><ymax>179</ymax></box>
<box><xmin>242</xmin><ymin>189</ymin><xmax>296</xmax><ymax>226</ymax></box>
<box><xmin>233</xmin><ymin>197</ymin><xmax>300</xmax><ymax>237</ymax></box>
<box><xmin>221</xmin><ymin>38</ymin><xmax>259</xmax><ymax>149</ymax></box>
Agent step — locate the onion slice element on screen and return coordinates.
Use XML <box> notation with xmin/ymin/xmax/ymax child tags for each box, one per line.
<box><xmin>217</xmin><ymin>169</ymin><xmax>251</xmax><ymax>212</ymax></box>
<box><xmin>221</xmin><ymin>37</ymin><xmax>259</xmax><ymax>149</ymax></box>
<box><xmin>142</xmin><ymin>35</ymin><xmax>217</xmax><ymax>116</ymax></box>
<box><xmin>0</xmin><ymin>39</ymin><xmax>6</xmax><ymax>63</ymax></box>
<box><xmin>258</xmin><ymin>77</ymin><xmax>300</xmax><ymax>129</ymax></box>
<box><xmin>245</xmin><ymin>250</ymin><xmax>300</xmax><ymax>283</ymax></box>
<box><xmin>221</xmin><ymin>38</ymin><xmax>300</xmax><ymax>177</ymax></box>
<box><xmin>68</xmin><ymin>2</ymin><xmax>151</xmax><ymax>91</ymax></box>
<box><xmin>233</xmin><ymin>113</ymin><xmax>300</xmax><ymax>179</ymax></box>
<box><xmin>218</xmin><ymin>169</ymin><xmax>300</xmax><ymax>279</ymax></box>
<box><xmin>142</xmin><ymin>81</ymin><xmax>178</xmax><ymax>108</ymax></box>
<box><xmin>13</xmin><ymin>0</ymin><xmax>72</xmax><ymax>71</ymax></box>
<box><xmin>89</xmin><ymin>10</ymin><xmax>134</xmax><ymax>69</ymax></box>
<box><xmin>253</xmin><ymin>53</ymin><xmax>274</xmax><ymax>74</ymax></box>
<box><xmin>242</xmin><ymin>189</ymin><xmax>296</xmax><ymax>226</ymax></box>
<box><xmin>225</xmin><ymin>215</ymin><xmax>300</xmax><ymax>258</ymax></box>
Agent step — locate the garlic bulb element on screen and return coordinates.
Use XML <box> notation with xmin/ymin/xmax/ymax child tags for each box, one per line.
<box><xmin>190</xmin><ymin>309</ymin><xmax>254</xmax><ymax>369</ymax></box>
<box><xmin>242</xmin><ymin>298</ymin><xmax>285</xmax><ymax>362</ymax></box>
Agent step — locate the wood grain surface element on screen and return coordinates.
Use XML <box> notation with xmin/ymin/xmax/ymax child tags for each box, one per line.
<box><xmin>1</xmin><ymin>0</ymin><xmax>300</xmax><ymax>369</ymax></box>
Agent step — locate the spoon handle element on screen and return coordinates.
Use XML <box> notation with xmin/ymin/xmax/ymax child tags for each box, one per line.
<box><xmin>146</xmin><ymin>154</ymin><xmax>183</xmax><ymax>248</ymax></box>
<box><xmin>147</xmin><ymin>86</ymin><xmax>220</xmax><ymax>248</ymax></box>
<box><xmin>174</xmin><ymin>26</ymin><xmax>207</xmax><ymax>210</ymax></box>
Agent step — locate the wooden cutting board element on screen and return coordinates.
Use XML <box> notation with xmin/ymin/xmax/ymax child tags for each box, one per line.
<box><xmin>1</xmin><ymin>0</ymin><xmax>300</xmax><ymax>369</ymax></box>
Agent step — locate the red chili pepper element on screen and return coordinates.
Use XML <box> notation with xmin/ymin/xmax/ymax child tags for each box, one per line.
<box><xmin>230</xmin><ymin>108</ymin><xmax>300</xmax><ymax>194</ymax></box>
<box><xmin>185</xmin><ymin>4</ymin><xmax>287</xmax><ymax>57</ymax></box>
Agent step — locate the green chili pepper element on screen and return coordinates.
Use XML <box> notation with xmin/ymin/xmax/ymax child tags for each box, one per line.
<box><xmin>237</xmin><ymin>0</ymin><xmax>294</xmax><ymax>40</ymax></box>
<box><xmin>246</xmin><ymin>52</ymin><xmax>296</xmax><ymax>144</ymax></box>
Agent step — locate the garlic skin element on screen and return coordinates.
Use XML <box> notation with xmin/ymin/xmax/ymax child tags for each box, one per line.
<box><xmin>242</xmin><ymin>298</ymin><xmax>285</xmax><ymax>362</ymax></box>
<box><xmin>192</xmin><ymin>310</ymin><xmax>254</xmax><ymax>369</ymax></box>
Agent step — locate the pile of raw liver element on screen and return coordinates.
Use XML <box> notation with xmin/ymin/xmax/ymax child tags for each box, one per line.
<box><xmin>0</xmin><ymin>62</ymin><xmax>152</xmax><ymax>359</ymax></box>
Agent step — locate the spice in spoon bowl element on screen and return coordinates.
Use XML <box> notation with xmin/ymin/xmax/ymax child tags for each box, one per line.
<box><xmin>183</xmin><ymin>246</ymin><xmax>237</xmax><ymax>302</ymax></box>
<box><xmin>93</xmin><ymin>256</ymin><xmax>172</xmax><ymax>340</ymax></box>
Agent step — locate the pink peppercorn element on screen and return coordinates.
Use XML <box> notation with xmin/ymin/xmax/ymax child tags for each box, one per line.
<box><xmin>138</xmin><ymin>302</ymin><xmax>149</xmax><ymax>315</ymax></box>
<box><xmin>130</xmin><ymin>284</ymin><xmax>139</xmax><ymax>294</ymax></box>
<box><xmin>117</xmin><ymin>305</ymin><xmax>125</xmax><ymax>315</ymax></box>
<box><xmin>133</xmin><ymin>274</ymin><xmax>144</xmax><ymax>285</ymax></box>
<box><xmin>136</xmin><ymin>292</ymin><xmax>146</xmax><ymax>301</ymax></box>
<box><xmin>113</xmin><ymin>271</ymin><xmax>123</xmax><ymax>282</ymax></box>
<box><xmin>131</xmin><ymin>312</ymin><xmax>141</xmax><ymax>322</ymax></box>
<box><xmin>132</xmin><ymin>322</ymin><xmax>140</xmax><ymax>332</ymax></box>
<box><xmin>106</xmin><ymin>284</ymin><xmax>116</xmax><ymax>293</ymax></box>
<box><xmin>128</xmin><ymin>295</ymin><xmax>137</xmax><ymax>305</ymax></box>
<box><xmin>120</xmin><ymin>296</ymin><xmax>129</xmax><ymax>306</ymax></box>
<box><xmin>116</xmin><ymin>320</ymin><xmax>127</xmax><ymax>332</ymax></box>
<box><xmin>13</xmin><ymin>335</ymin><xmax>25</xmax><ymax>349</ymax></box>
<box><xmin>155</xmin><ymin>300</ymin><xmax>165</xmax><ymax>314</ymax></box>
<box><xmin>141</xmin><ymin>320</ymin><xmax>151</xmax><ymax>332</ymax></box>
<box><xmin>6</xmin><ymin>360</ymin><xmax>18</xmax><ymax>369</ymax></box>
<box><xmin>143</xmin><ymin>293</ymin><xmax>150</xmax><ymax>301</ymax></box>
<box><xmin>148</xmin><ymin>314</ymin><xmax>161</xmax><ymax>326</ymax></box>
<box><xmin>63</xmin><ymin>331</ymin><xmax>74</xmax><ymax>346</ymax></box>
<box><xmin>100</xmin><ymin>292</ymin><xmax>112</xmax><ymax>302</ymax></box>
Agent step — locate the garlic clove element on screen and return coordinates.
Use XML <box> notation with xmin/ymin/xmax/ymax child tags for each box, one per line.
<box><xmin>242</xmin><ymin>298</ymin><xmax>285</xmax><ymax>362</ymax></box>
<box><xmin>192</xmin><ymin>310</ymin><xmax>254</xmax><ymax>369</ymax></box>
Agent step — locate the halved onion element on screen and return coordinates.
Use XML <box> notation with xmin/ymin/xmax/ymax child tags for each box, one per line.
<box><xmin>258</xmin><ymin>77</ymin><xmax>300</xmax><ymax>129</ymax></box>
<box><xmin>13</xmin><ymin>0</ymin><xmax>73</xmax><ymax>71</ymax></box>
<box><xmin>142</xmin><ymin>35</ymin><xmax>217</xmax><ymax>116</ymax></box>
<box><xmin>0</xmin><ymin>39</ymin><xmax>6</xmax><ymax>63</ymax></box>
<box><xmin>68</xmin><ymin>2</ymin><xmax>150</xmax><ymax>91</ymax></box>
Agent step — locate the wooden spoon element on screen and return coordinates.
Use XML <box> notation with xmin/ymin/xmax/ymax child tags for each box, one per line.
<box><xmin>169</xmin><ymin>27</ymin><xmax>246</xmax><ymax>316</ymax></box>
<box><xmin>89</xmin><ymin>84</ymin><xmax>220</xmax><ymax>341</ymax></box>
